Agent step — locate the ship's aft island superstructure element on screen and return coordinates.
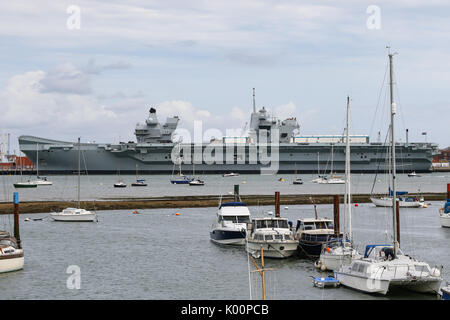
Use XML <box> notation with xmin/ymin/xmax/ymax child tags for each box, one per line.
<box><xmin>19</xmin><ymin>94</ymin><xmax>438</xmax><ymax>174</ymax></box>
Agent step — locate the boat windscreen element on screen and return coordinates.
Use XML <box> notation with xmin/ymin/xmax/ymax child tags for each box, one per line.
<box><xmin>222</xmin><ymin>216</ymin><xmax>250</xmax><ymax>223</ymax></box>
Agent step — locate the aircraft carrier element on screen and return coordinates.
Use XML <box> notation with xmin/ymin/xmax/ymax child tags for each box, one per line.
<box><xmin>18</xmin><ymin>99</ymin><xmax>438</xmax><ymax>174</ymax></box>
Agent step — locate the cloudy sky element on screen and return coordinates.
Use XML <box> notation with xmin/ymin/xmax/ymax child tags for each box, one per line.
<box><xmin>0</xmin><ymin>0</ymin><xmax>449</xmax><ymax>153</ymax></box>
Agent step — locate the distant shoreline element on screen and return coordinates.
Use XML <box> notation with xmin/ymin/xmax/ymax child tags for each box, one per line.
<box><xmin>0</xmin><ymin>193</ymin><xmax>446</xmax><ymax>214</ymax></box>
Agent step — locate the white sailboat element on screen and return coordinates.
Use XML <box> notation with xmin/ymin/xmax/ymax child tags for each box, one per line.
<box><xmin>32</xmin><ymin>143</ymin><xmax>52</xmax><ymax>185</ymax></box>
<box><xmin>334</xmin><ymin>51</ymin><xmax>442</xmax><ymax>295</ymax></box>
<box><xmin>0</xmin><ymin>193</ymin><xmax>24</xmax><ymax>273</ymax></box>
<box><xmin>13</xmin><ymin>156</ymin><xmax>37</xmax><ymax>188</ymax></box>
<box><xmin>317</xmin><ymin>144</ymin><xmax>345</xmax><ymax>184</ymax></box>
<box><xmin>318</xmin><ymin>96</ymin><xmax>361</xmax><ymax>271</ymax></box>
<box><xmin>50</xmin><ymin>138</ymin><xmax>97</xmax><ymax>222</ymax></box>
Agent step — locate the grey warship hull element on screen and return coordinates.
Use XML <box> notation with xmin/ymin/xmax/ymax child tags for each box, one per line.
<box><xmin>18</xmin><ymin>135</ymin><xmax>437</xmax><ymax>174</ymax></box>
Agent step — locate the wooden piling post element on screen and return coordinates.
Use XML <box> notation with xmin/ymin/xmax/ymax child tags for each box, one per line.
<box><xmin>234</xmin><ymin>184</ymin><xmax>239</xmax><ymax>202</ymax></box>
<box><xmin>13</xmin><ymin>192</ymin><xmax>21</xmax><ymax>249</ymax></box>
<box><xmin>333</xmin><ymin>195</ymin><xmax>340</xmax><ymax>238</ymax></box>
<box><xmin>275</xmin><ymin>191</ymin><xmax>280</xmax><ymax>217</ymax></box>
<box><xmin>447</xmin><ymin>183</ymin><xmax>450</xmax><ymax>199</ymax></box>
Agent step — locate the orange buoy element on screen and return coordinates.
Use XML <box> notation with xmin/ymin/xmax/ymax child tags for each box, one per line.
<box><xmin>175</xmin><ymin>212</ymin><xmax>180</xmax><ymax>216</ymax></box>
<box><xmin>326</xmin><ymin>247</ymin><xmax>331</xmax><ymax>253</ymax></box>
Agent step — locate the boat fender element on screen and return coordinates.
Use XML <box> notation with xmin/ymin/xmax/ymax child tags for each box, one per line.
<box><xmin>430</xmin><ymin>267</ymin><xmax>441</xmax><ymax>277</ymax></box>
<box><xmin>314</xmin><ymin>261</ymin><xmax>321</xmax><ymax>269</ymax></box>
<box><xmin>320</xmin><ymin>264</ymin><xmax>327</xmax><ymax>271</ymax></box>
<box><xmin>326</xmin><ymin>247</ymin><xmax>331</xmax><ymax>253</ymax></box>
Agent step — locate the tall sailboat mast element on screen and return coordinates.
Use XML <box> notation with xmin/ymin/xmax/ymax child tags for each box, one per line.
<box><xmin>36</xmin><ymin>143</ymin><xmax>39</xmax><ymax>177</ymax></box>
<box><xmin>345</xmin><ymin>96</ymin><xmax>352</xmax><ymax>241</ymax></box>
<box><xmin>77</xmin><ymin>137</ymin><xmax>81</xmax><ymax>209</ymax></box>
<box><xmin>388</xmin><ymin>50</ymin><xmax>398</xmax><ymax>257</ymax></box>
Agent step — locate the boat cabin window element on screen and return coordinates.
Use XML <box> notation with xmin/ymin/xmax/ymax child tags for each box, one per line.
<box><xmin>265</xmin><ymin>235</ymin><xmax>274</xmax><ymax>241</ymax></box>
<box><xmin>414</xmin><ymin>265</ymin><xmax>430</xmax><ymax>273</ymax></box>
<box><xmin>255</xmin><ymin>219</ymin><xmax>288</xmax><ymax>229</ymax></box>
<box><xmin>221</xmin><ymin>216</ymin><xmax>250</xmax><ymax>223</ymax></box>
<box><xmin>284</xmin><ymin>234</ymin><xmax>293</xmax><ymax>240</ymax></box>
<box><xmin>351</xmin><ymin>263</ymin><xmax>367</xmax><ymax>273</ymax></box>
<box><xmin>274</xmin><ymin>234</ymin><xmax>283</xmax><ymax>240</ymax></box>
<box><xmin>0</xmin><ymin>239</ymin><xmax>15</xmax><ymax>247</ymax></box>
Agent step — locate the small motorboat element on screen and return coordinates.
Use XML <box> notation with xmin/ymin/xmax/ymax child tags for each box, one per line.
<box><xmin>131</xmin><ymin>179</ymin><xmax>147</xmax><ymax>187</ymax></box>
<box><xmin>312</xmin><ymin>276</ymin><xmax>340</xmax><ymax>288</ymax></box>
<box><xmin>293</xmin><ymin>178</ymin><xmax>303</xmax><ymax>185</ymax></box>
<box><xmin>189</xmin><ymin>178</ymin><xmax>205</xmax><ymax>186</ymax></box>
<box><xmin>441</xmin><ymin>284</ymin><xmax>450</xmax><ymax>300</ymax></box>
<box><xmin>223</xmin><ymin>172</ymin><xmax>239</xmax><ymax>177</ymax></box>
<box><xmin>170</xmin><ymin>175</ymin><xmax>193</xmax><ymax>184</ymax></box>
<box><xmin>408</xmin><ymin>171</ymin><xmax>421</xmax><ymax>177</ymax></box>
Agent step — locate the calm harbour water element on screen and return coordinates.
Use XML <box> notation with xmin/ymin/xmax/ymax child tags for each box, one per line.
<box><xmin>1</xmin><ymin>172</ymin><xmax>449</xmax><ymax>202</ymax></box>
<box><xmin>0</xmin><ymin>200</ymin><xmax>449</xmax><ymax>300</ymax></box>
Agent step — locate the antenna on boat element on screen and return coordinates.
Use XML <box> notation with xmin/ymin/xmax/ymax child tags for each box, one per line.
<box><xmin>252</xmin><ymin>88</ymin><xmax>256</xmax><ymax>113</ymax></box>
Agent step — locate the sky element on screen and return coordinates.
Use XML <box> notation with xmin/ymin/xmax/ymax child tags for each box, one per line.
<box><xmin>0</xmin><ymin>0</ymin><xmax>449</xmax><ymax>154</ymax></box>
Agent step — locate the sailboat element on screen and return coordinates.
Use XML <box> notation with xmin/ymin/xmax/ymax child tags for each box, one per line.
<box><xmin>189</xmin><ymin>162</ymin><xmax>205</xmax><ymax>186</ymax></box>
<box><xmin>131</xmin><ymin>164</ymin><xmax>147</xmax><ymax>186</ymax></box>
<box><xmin>317</xmin><ymin>144</ymin><xmax>345</xmax><ymax>184</ymax></box>
<box><xmin>334</xmin><ymin>51</ymin><xmax>442</xmax><ymax>295</ymax></box>
<box><xmin>293</xmin><ymin>165</ymin><xmax>303</xmax><ymax>185</ymax></box>
<box><xmin>0</xmin><ymin>193</ymin><xmax>24</xmax><ymax>273</ymax></box>
<box><xmin>13</xmin><ymin>156</ymin><xmax>37</xmax><ymax>188</ymax></box>
<box><xmin>32</xmin><ymin>143</ymin><xmax>52</xmax><ymax>185</ymax></box>
<box><xmin>50</xmin><ymin>137</ymin><xmax>97</xmax><ymax>222</ymax></box>
<box><xmin>114</xmin><ymin>166</ymin><xmax>127</xmax><ymax>188</ymax></box>
<box><xmin>170</xmin><ymin>157</ymin><xmax>193</xmax><ymax>184</ymax></box>
<box><xmin>311</xmin><ymin>152</ymin><xmax>325</xmax><ymax>183</ymax></box>
<box><xmin>318</xmin><ymin>96</ymin><xmax>361</xmax><ymax>271</ymax></box>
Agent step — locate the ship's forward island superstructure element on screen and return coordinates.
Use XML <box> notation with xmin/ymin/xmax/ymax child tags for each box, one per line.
<box><xmin>19</xmin><ymin>95</ymin><xmax>438</xmax><ymax>174</ymax></box>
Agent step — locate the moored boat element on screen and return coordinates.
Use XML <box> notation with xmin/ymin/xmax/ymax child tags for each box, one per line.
<box><xmin>0</xmin><ymin>231</ymin><xmax>24</xmax><ymax>273</ymax></box>
<box><xmin>50</xmin><ymin>208</ymin><xmax>97</xmax><ymax>222</ymax></box>
<box><xmin>295</xmin><ymin>218</ymin><xmax>335</xmax><ymax>259</ymax></box>
<box><xmin>50</xmin><ymin>137</ymin><xmax>97</xmax><ymax>222</ymax></box>
<box><xmin>13</xmin><ymin>181</ymin><xmax>37</xmax><ymax>188</ymax></box>
<box><xmin>247</xmin><ymin>217</ymin><xmax>297</xmax><ymax>259</ymax></box>
<box><xmin>210</xmin><ymin>200</ymin><xmax>250</xmax><ymax>245</ymax></box>
<box><xmin>334</xmin><ymin>51</ymin><xmax>443</xmax><ymax>296</ymax></box>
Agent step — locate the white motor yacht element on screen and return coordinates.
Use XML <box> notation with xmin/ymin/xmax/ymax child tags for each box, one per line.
<box><xmin>247</xmin><ymin>217</ymin><xmax>297</xmax><ymax>258</ymax></box>
<box><xmin>210</xmin><ymin>200</ymin><xmax>250</xmax><ymax>245</ymax></box>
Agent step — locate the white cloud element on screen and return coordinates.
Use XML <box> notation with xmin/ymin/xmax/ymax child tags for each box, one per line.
<box><xmin>0</xmin><ymin>69</ymin><xmax>118</xmax><ymax>139</ymax></box>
